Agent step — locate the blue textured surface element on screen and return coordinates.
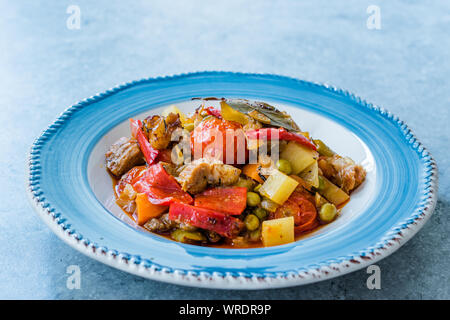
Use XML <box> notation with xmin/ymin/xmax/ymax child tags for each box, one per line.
<box><xmin>1</xmin><ymin>1</ymin><xmax>449</xmax><ymax>299</ymax></box>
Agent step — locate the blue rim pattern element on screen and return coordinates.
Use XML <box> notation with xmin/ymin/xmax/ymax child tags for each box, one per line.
<box><xmin>27</xmin><ymin>72</ymin><xmax>438</xmax><ymax>288</ymax></box>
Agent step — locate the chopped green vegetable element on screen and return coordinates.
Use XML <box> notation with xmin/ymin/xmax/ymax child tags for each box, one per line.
<box><xmin>171</xmin><ymin>229</ymin><xmax>206</xmax><ymax>243</ymax></box>
<box><xmin>313</xmin><ymin>139</ymin><xmax>335</xmax><ymax>157</ymax></box>
<box><xmin>299</xmin><ymin>160</ymin><xmax>319</xmax><ymax>188</ymax></box>
<box><xmin>318</xmin><ymin>175</ymin><xmax>325</xmax><ymax>191</ymax></box>
<box><xmin>315</xmin><ymin>192</ymin><xmax>329</xmax><ymax>208</ymax></box>
<box><xmin>318</xmin><ymin>176</ymin><xmax>349</xmax><ymax>206</ymax></box>
<box><xmin>261</xmin><ymin>198</ymin><xmax>279</xmax><ymax>212</ymax></box>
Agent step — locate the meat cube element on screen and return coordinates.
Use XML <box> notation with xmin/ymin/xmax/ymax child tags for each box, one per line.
<box><xmin>175</xmin><ymin>159</ymin><xmax>241</xmax><ymax>194</ymax></box>
<box><xmin>208</xmin><ymin>163</ymin><xmax>241</xmax><ymax>186</ymax></box>
<box><xmin>176</xmin><ymin>161</ymin><xmax>210</xmax><ymax>194</ymax></box>
<box><xmin>318</xmin><ymin>155</ymin><xmax>366</xmax><ymax>193</ymax></box>
<box><xmin>105</xmin><ymin>137</ymin><xmax>145</xmax><ymax>177</ymax></box>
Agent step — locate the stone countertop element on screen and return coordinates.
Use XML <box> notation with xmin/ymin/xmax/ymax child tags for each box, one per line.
<box><xmin>0</xmin><ymin>0</ymin><xmax>448</xmax><ymax>299</ymax></box>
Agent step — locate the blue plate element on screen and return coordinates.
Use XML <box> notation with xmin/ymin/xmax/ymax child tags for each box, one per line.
<box><xmin>27</xmin><ymin>72</ymin><xmax>437</xmax><ymax>289</ymax></box>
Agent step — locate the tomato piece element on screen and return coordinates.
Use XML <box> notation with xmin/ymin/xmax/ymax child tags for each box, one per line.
<box><xmin>190</xmin><ymin>117</ymin><xmax>247</xmax><ymax>164</ymax></box>
<box><xmin>194</xmin><ymin>187</ymin><xmax>247</xmax><ymax>215</ymax></box>
<box><xmin>168</xmin><ymin>202</ymin><xmax>244</xmax><ymax>238</ymax></box>
<box><xmin>133</xmin><ymin>163</ymin><xmax>193</xmax><ymax>206</ymax></box>
<box><xmin>116</xmin><ymin>165</ymin><xmax>147</xmax><ymax>195</ymax></box>
<box><xmin>270</xmin><ymin>192</ymin><xmax>318</xmax><ymax>234</ymax></box>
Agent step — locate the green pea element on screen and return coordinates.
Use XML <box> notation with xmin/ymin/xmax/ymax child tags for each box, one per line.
<box><xmin>319</xmin><ymin>203</ymin><xmax>337</xmax><ymax>223</ymax></box>
<box><xmin>253</xmin><ymin>207</ymin><xmax>268</xmax><ymax>220</ymax></box>
<box><xmin>244</xmin><ymin>214</ymin><xmax>260</xmax><ymax>231</ymax></box>
<box><xmin>248</xmin><ymin>228</ymin><xmax>261</xmax><ymax>242</ymax></box>
<box><xmin>235</xmin><ymin>177</ymin><xmax>256</xmax><ymax>191</ymax></box>
<box><xmin>276</xmin><ymin>159</ymin><xmax>292</xmax><ymax>175</ymax></box>
<box><xmin>247</xmin><ymin>192</ymin><xmax>261</xmax><ymax>207</ymax></box>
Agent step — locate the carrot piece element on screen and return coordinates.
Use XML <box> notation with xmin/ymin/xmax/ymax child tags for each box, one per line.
<box><xmin>242</xmin><ymin>163</ymin><xmax>265</xmax><ymax>184</ymax></box>
<box><xmin>135</xmin><ymin>193</ymin><xmax>168</xmax><ymax>225</ymax></box>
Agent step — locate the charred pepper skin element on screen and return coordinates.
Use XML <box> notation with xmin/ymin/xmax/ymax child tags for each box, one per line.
<box><xmin>168</xmin><ymin>202</ymin><xmax>244</xmax><ymax>238</ymax></box>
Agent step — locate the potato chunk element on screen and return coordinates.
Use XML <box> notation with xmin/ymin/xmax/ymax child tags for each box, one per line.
<box><xmin>280</xmin><ymin>141</ymin><xmax>318</xmax><ymax>175</ymax></box>
<box><xmin>259</xmin><ymin>170</ymin><xmax>299</xmax><ymax>205</ymax></box>
<box><xmin>262</xmin><ymin>216</ymin><xmax>295</xmax><ymax>247</ymax></box>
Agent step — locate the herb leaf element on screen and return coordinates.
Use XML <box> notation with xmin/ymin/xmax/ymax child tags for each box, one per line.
<box><xmin>225</xmin><ymin>99</ymin><xmax>300</xmax><ymax>131</ymax></box>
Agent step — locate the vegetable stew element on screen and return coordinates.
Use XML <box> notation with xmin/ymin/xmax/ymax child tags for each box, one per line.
<box><xmin>106</xmin><ymin>99</ymin><xmax>366</xmax><ymax>248</ymax></box>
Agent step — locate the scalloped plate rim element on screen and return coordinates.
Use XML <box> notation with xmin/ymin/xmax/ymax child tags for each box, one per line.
<box><xmin>26</xmin><ymin>71</ymin><xmax>438</xmax><ymax>289</ymax></box>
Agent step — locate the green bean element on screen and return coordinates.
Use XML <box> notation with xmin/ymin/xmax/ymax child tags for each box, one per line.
<box><xmin>253</xmin><ymin>207</ymin><xmax>268</xmax><ymax>220</ymax></box>
<box><xmin>319</xmin><ymin>203</ymin><xmax>337</xmax><ymax>223</ymax></box>
<box><xmin>313</xmin><ymin>139</ymin><xmax>335</xmax><ymax>157</ymax></box>
<box><xmin>276</xmin><ymin>159</ymin><xmax>292</xmax><ymax>175</ymax></box>
<box><xmin>244</xmin><ymin>214</ymin><xmax>260</xmax><ymax>231</ymax></box>
<box><xmin>247</xmin><ymin>192</ymin><xmax>261</xmax><ymax>207</ymax></box>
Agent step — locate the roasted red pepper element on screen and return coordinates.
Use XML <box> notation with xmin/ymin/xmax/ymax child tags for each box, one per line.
<box><xmin>133</xmin><ymin>163</ymin><xmax>193</xmax><ymax>206</ymax></box>
<box><xmin>155</xmin><ymin>148</ymin><xmax>173</xmax><ymax>164</ymax></box>
<box><xmin>194</xmin><ymin>187</ymin><xmax>247</xmax><ymax>215</ymax></box>
<box><xmin>168</xmin><ymin>202</ymin><xmax>244</xmax><ymax>238</ymax></box>
<box><xmin>116</xmin><ymin>165</ymin><xmax>147</xmax><ymax>195</ymax></box>
<box><xmin>245</xmin><ymin>128</ymin><xmax>317</xmax><ymax>151</ymax></box>
<box><xmin>204</xmin><ymin>106</ymin><xmax>222</xmax><ymax>119</ymax></box>
<box><xmin>130</xmin><ymin>119</ymin><xmax>159</xmax><ymax>165</ymax></box>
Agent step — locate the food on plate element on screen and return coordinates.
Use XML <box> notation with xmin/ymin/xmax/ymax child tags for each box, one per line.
<box><xmin>105</xmin><ymin>98</ymin><xmax>366</xmax><ymax>247</ymax></box>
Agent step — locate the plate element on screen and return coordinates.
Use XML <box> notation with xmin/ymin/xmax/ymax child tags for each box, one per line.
<box><xmin>27</xmin><ymin>72</ymin><xmax>437</xmax><ymax>289</ymax></box>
